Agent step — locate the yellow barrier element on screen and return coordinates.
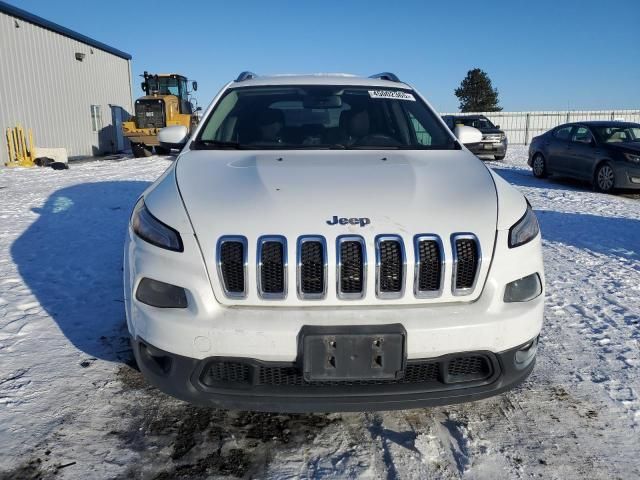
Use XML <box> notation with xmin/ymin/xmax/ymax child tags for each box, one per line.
<box><xmin>5</xmin><ymin>125</ymin><xmax>35</xmax><ymax>167</ymax></box>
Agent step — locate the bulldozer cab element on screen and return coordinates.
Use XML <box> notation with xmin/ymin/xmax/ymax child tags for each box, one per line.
<box><xmin>142</xmin><ymin>73</ymin><xmax>196</xmax><ymax>115</ymax></box>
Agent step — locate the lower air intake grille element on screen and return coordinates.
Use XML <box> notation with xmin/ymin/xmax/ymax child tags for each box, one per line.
<box><xmin>416</xmin><ymin>239</ymin><xmax>442</xmax><ymax>293</ymax></box>
<box><xmin>447</xmin><ymin>355</ymin><xmax>491</xmax><ymax>382</ymax></box>
<box><xmin>378</xmin><ymin>238</ymin><xmax>404</xmax><ymax>295</ymax></box>
<box><xmin>339</xmin><ymin>238</ymin><xmax>365</xmax><ymax>297</ymax></box>
<box><xmin>199</xmin><ymin>354</ymin><xmax>493</xmax><ymax>388</ymax></box>
<box><xmin>454</xmin><ymin>237</ymin><xmax>479</xmax><ymax>292</ymax></box>
<box><xmin>258</xmin><ymin>237</ymin><xmax>286</xmax><ymax>298</ymax></box>
<box><xmin>219</xmin><ymin>239</ymin><xmax>246</xmax><ymax>297</ymax></box>
<box><xmin>300</xmin><ymin>240</ymin><xmax>325</xmax><ymax>296</ymax></box>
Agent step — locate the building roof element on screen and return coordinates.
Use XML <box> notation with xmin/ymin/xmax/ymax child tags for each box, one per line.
<box><xmin>0</xmin><ymin>1</ymin><xmax>132</xmax><ymax>60</ymax></box>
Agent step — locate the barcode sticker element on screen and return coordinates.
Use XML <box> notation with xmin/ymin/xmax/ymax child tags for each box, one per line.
<box><xmin>368</xmin><ymin>90</ymin><xmax>416</xmax><ymax>101</ymax></box>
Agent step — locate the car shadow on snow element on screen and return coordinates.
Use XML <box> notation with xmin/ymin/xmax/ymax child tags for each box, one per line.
<box><xmin>536</xmin><ymin>210</ymin><xmax>640</xmax><ymax>261</ymax></box>
<box><xmin>11</xmin><ymin>181</ymin><xmax>151</xmax><ymax>362</ymax></box>
<box><xmin>491</xmin><ymin>165</ymin><xmax>640</xmax><ymax>198</ymax></box>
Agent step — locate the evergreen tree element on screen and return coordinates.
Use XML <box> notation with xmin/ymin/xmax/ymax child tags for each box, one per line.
<box><xmin>454</xmin><ymin>68</ymin><xmax>502</xmax><ymax>112</ymax></box>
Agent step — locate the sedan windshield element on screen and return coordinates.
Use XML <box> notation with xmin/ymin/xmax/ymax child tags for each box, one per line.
<box><xmin>592</xmin><ymin>125</ymin><xmax>640</xmax><ymax>143</ymax></box>
<box><xmin>195</xmin><ymin>86</ymin><xmax>456</xmax><ymax>150</ymax></box>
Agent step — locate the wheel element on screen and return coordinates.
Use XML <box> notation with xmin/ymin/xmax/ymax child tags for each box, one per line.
<box><xmin>494</xmin><ymin>154</ymin><xmax>505</xmax><ymax>161</ymax></box>
<box><xmin>132</xmin><ymin>143</ymin><xmax>152</xmax><ymax>158</ymax></box>
<box><xmin>154</xmin><ymin>146</ymin><xmax>170</xmax><ymax>155</ymax></box>
<box><xmin>532</xmin><ymin>153</ymin><xmax>547</xmax><ymax>178</ymax></box>
<box><xmin>594</xmin><ymin>163</ymin><xmax>616</xmax><ymax>193</ymax></box>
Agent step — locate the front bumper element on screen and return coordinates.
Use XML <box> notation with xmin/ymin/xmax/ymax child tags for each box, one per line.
<box><xmin>132</xmin><ymin>335</ymin><xmax>538</xmax><ymax>412</ymax></box>
<box><xmin>614</xmin><ymin>164</ymin><xmax>640</xmax><ymax>189</ymax></box>
<box><xmin>468</xmin><ymin>141</ymin><xmax>507</xmax><ymax>156</ymax></box>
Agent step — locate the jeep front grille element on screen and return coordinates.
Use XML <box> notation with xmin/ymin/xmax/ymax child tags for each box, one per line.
<box><xmin>337</xmin><ymin>236</ymin><xmax>367</xmax><ymax>299</ymax></box>
<box><xmin>375</xmin><ymin>235</ymin><xmax>405</xmax><ymax>299</ymax></box>
<box><xmin>414</xmin><ymin>236</ymin><xmax>444</xmax><ymax>297</ymax></box>
<box><xmin>257</xmin><ymin>236</ymin><xmax>287</xmax><ymax>299</ymax></box>
<box><xmin>217</xmin><ymin>236</ymin><xmax>248</xmax><ymax>298</ymax></box>
<box><xmin>215</xmin><ymin>234</ymin><xmax>482</xmax><ymax>300</ymax></box>
<box><xmin>297</xmin><ymin>237</ymin><xmax>327</xmax><ymax>299</ymax></box>
<box><xmin>452</xmin><ymin>234</ymin><xmax>481</xmax><ymax>295</ymax></box>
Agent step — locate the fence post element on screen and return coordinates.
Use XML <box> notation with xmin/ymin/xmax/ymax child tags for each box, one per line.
<box><xmin>524</xmin><ymin>113</ymin><xmax>530</xmax><ymax>145</ymax></box>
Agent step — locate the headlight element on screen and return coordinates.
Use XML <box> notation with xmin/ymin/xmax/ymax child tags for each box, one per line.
<box><xmin>131</xmin><ymin>199</ymin><xmax>183</xmax><ymax>252</ymax></box>
<box><xmin>509</xmin><ymin>204</ymin><xmax>539</xmax><ymax>248</ymax></box>
<box><xmin>624</xmin><ymin>152</ymin><xmax>640</xmax><ymax>164</ymax></box>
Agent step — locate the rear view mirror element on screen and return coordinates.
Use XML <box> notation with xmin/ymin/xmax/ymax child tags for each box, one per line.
<box><xmin>192</xmin><ymin>81</ymin><xmax>198</xmax><ymax>91</ymax></box>
<box><xmin>454</xmin><ymin>125</ymin><xmax>483</xmax><ymax>146</ymax></box>
<box><xmin>158</xmin><ymin>126</ymin><xmax>189</xmax><ymax>150</ymax></box>
<box><xmin>303</xmin><ymin>95</ymin><xmax>342</xmax><ymax>109</ymax></box>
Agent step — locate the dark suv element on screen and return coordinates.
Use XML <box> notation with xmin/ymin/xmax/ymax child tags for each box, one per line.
<box><xmin>442</xmin><ymin>114</ymin><xmax>507</xmax><ymax>160</ymax></box>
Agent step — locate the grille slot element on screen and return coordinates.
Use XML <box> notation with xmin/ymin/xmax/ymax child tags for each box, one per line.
<box><xmin>414</xmin><ymin>236</ymin><xmax>444</xmax><ymax>298</ymax></box>
<box><xmin>446</xmin><ymin>355</ymin><xmax>492</xmax><ymax>382</ymax></box>
<box><xmin>376</xmin><ymin>236</ymin><xmax>405</xmax><ymax>299</ymax></box>
<box><xmin>297</xmin><ymin>237</ymin><xmax>327</xmax><ymax>299</ymax></box>
<box><xmin>337</xmin><ymin>236</ymin><xmax>366</xmax><ymax>299</ymax></box>
<box><xmin>202</xmin><ymin>362</ymin><xmax>251</xmax><ymax>386</ymax></box>
<box><xmin>217</xmin><ymin>237</ymin><xmax>247</xmax><ymax>298</ymax></box>
<box><xmin>453</xmin><ymin>235</ymin><xmax>480</xmax><ymax>295</ymax></box>
<box><xmin>135</xmin><ymin>99</ymin><xmax>165</xmax><ymax>129</ymax></box>
<box><xmin>257</xmin><ymin>236</ymin><xmax>287</xmax><ymax>299</ymax></box>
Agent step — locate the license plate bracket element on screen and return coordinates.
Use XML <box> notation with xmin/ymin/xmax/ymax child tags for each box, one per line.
<box><xmin>300</xmin><ymin>324</ymin><xmax>406</xmax><ymax>382</ymax></box>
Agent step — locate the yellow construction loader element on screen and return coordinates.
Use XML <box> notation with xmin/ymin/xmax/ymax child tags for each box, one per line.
<box><xmin>122</xmin><ymin>72</ymin><xmax>199</xmax><ymax>157</ymax></box>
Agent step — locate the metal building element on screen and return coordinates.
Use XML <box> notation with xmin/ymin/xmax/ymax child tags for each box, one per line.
<box><xmin>0</xmin><ymin>1</ymin><xmax>133</xmax><ymax>164</ymax></box>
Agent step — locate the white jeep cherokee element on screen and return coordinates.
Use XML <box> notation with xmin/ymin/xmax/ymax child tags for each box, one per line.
<box><xmin>124</xmin><ymin>72</ymin><xmax>544</xmax><ymax>412</ymax></box>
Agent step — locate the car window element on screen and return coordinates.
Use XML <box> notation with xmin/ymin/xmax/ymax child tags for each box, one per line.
<box><xmin>196</xmin><ymin>85</ymin><xmax>456</xmax><ymax>150</ymax></box>
<box><xmin>554</xmin><ymin>125</ymin><xmax>573</xmax><ymax>141</ymax></box>
<box><xmin>592</xmin><ymin>125</ymin><xmax>640</xmax><ymax>143</ymax></box>
<box><xmin>458</xmin><ymin>117</ymin><xmax>495</xmax><ymax>130</ymax></box>
<box><xmin>571</xmin><ymin>126</ymin><xmax>592</xmax><ymax>144</ymax></box>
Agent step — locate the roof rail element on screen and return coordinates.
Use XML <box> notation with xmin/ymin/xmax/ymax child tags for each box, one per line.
<box><xmin>369</xmin><ymin>72</ymin><xmax>401</xmax><ymax>82</ymax></box>
<box><xmin>235</xmin><ymin>71</ymin><xmax>258</xmax><ymax>82</ymax></box>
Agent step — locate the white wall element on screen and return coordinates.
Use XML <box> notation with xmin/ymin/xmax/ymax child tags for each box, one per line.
<box><xmin>0</xmin><ymin>11</ymin><xmax>133</xmax><ymax>164</ymax></box>
<box><xmin>441</xmin><ymin>110</ymin><xmax>640</xmax><ymax>145</ymax></box>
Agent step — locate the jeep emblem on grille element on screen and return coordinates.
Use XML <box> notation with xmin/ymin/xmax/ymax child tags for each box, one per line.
<box><xmin>326</xmin><ymin>216</ymin><xmax>371</xmax><ymax>227</ymax></box>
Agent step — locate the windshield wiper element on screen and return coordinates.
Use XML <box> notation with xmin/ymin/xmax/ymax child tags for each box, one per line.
<box><xmin>192</xmin><ymin>139</ymin><xmax>246</xmax><ymax>150</ymax></box>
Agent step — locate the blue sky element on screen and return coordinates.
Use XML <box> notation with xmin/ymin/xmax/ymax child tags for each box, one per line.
<box><xmin>14</xmin><ymin>0</ymin><xmax>640</xmax><ymax>112</ymax></box>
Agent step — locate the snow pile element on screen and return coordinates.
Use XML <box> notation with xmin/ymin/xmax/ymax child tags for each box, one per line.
<box><xmin>0</xmin><ymin>148</ymin><xmax>639</xmax><ymax>479</ymax></box>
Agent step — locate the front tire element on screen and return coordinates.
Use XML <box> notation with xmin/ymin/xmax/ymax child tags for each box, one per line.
<box><xmin>532</xmin><ymin>153</ymin><xmax>547</xmax><ymax>178</ymax></box>
<box><xmin>594</xmin><ymin>163</ymin><xmax>616</xmax><ymax>193</ymax></box>
<box><xmin>132</xmin><ymin>143</ymin><xmax>152</xmax><ymax>158</ymax></box>
<box><xmin>494</xmin><ymin>154</ymin><xmax>505</xmax><ymax>161</ymax></box>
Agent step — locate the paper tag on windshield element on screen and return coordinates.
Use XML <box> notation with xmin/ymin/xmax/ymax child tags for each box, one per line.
<box><xmin>368</xmin><ymin>90</ymin><xmax>416</xmax><ymax>101</ymax></box>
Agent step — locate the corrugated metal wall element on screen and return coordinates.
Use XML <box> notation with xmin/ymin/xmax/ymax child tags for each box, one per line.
<box><xmin>441</xmin><ymin>110</ymin><xmax>640</xmax><ymax>145</ymax></box>
<box><xmin>0</xmin><ymin>10</ymin><xmax>132</xmax><ymax>164</ymax></box>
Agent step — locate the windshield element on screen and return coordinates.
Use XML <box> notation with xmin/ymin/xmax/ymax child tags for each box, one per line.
<box><xmin>456</xmin><ymin>117</ymin><xmax>495</xmax><ymax>130</ymax></box>
<box><xmin>148</xmin><ymin>76</ymin><xmax>187</xmax><ymax>98</ymax></box>
<box><xmin>592</xmin><ymin>125</ymin><xmax>640</xmax><ymax>143</ymax></box>
<box><xmin>195</xmin><ymin>85</ymin><xmax>456</xmax><ymax>150</ymax></box>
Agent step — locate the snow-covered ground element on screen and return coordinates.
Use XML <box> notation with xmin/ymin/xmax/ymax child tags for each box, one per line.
<box><xmin>0</xmin><ymin>147</ymin><xmax>638</xmax><ymax>479</ymax></box>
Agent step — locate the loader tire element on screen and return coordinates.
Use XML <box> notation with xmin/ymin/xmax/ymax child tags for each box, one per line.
<box><xmin>132</xmin><ymin>143</ymin><xmax>152</xmax><ymax>158</ymax></box>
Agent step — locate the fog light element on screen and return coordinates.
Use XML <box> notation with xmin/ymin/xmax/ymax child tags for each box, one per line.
<box><xmin>515</xmin><ymin>337</ymin><xmax>538</xmax><ymax>368</ymax></box>
<box><xmin>136</xmin><ymin>278</ymin><xmax>188</xmax><ymax>308</ymax></box>
<box><xmin>504</xmin><ymin>273</ymin><xmax>542</xmax><ymax>303</ymax></box>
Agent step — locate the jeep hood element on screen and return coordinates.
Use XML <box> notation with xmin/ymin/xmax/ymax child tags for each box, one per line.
<box><xmin>174</xmin><ymin>149</ymin><xmax>498</xmax><ymax>305</ymax></box>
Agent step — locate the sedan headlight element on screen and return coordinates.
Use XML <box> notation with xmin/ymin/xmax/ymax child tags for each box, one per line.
<box><xmin>624</xmin><ymin>152</ymin><xmax>640</xmax><ymax>164</ymax></box>
<box><xmin>509</xmin><ymin>204</ymin><xmax>539</xmax><ymax>248</ymax></box>
<box><xmin>131</xmin><ymin>199</ymin><xmax>183</xmax><ymax>252</ymax></box>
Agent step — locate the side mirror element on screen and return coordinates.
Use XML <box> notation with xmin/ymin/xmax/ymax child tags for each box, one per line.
<box><xmin>454</xmin><ymin>125</ymin><xmax>483</xmax><ymax>146</ymax></box>
<box><xmin>495</xmin><ymin>125</ymin><xmax>501</xmax><ymax>129</ymax></box>
<box><xmin>158</xmin><ymin>125</ymin><xmax>189</xmax><ymax>150</ymax></box>
<box><xmin>141</xmin><ymin>81</ymin><xmax>147</xmax><ymax>92</ymax></box>
<box><xmin>192</xmin><ymin>81</ymin><xmax>198</xmax><ymax>91</ymax></box>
